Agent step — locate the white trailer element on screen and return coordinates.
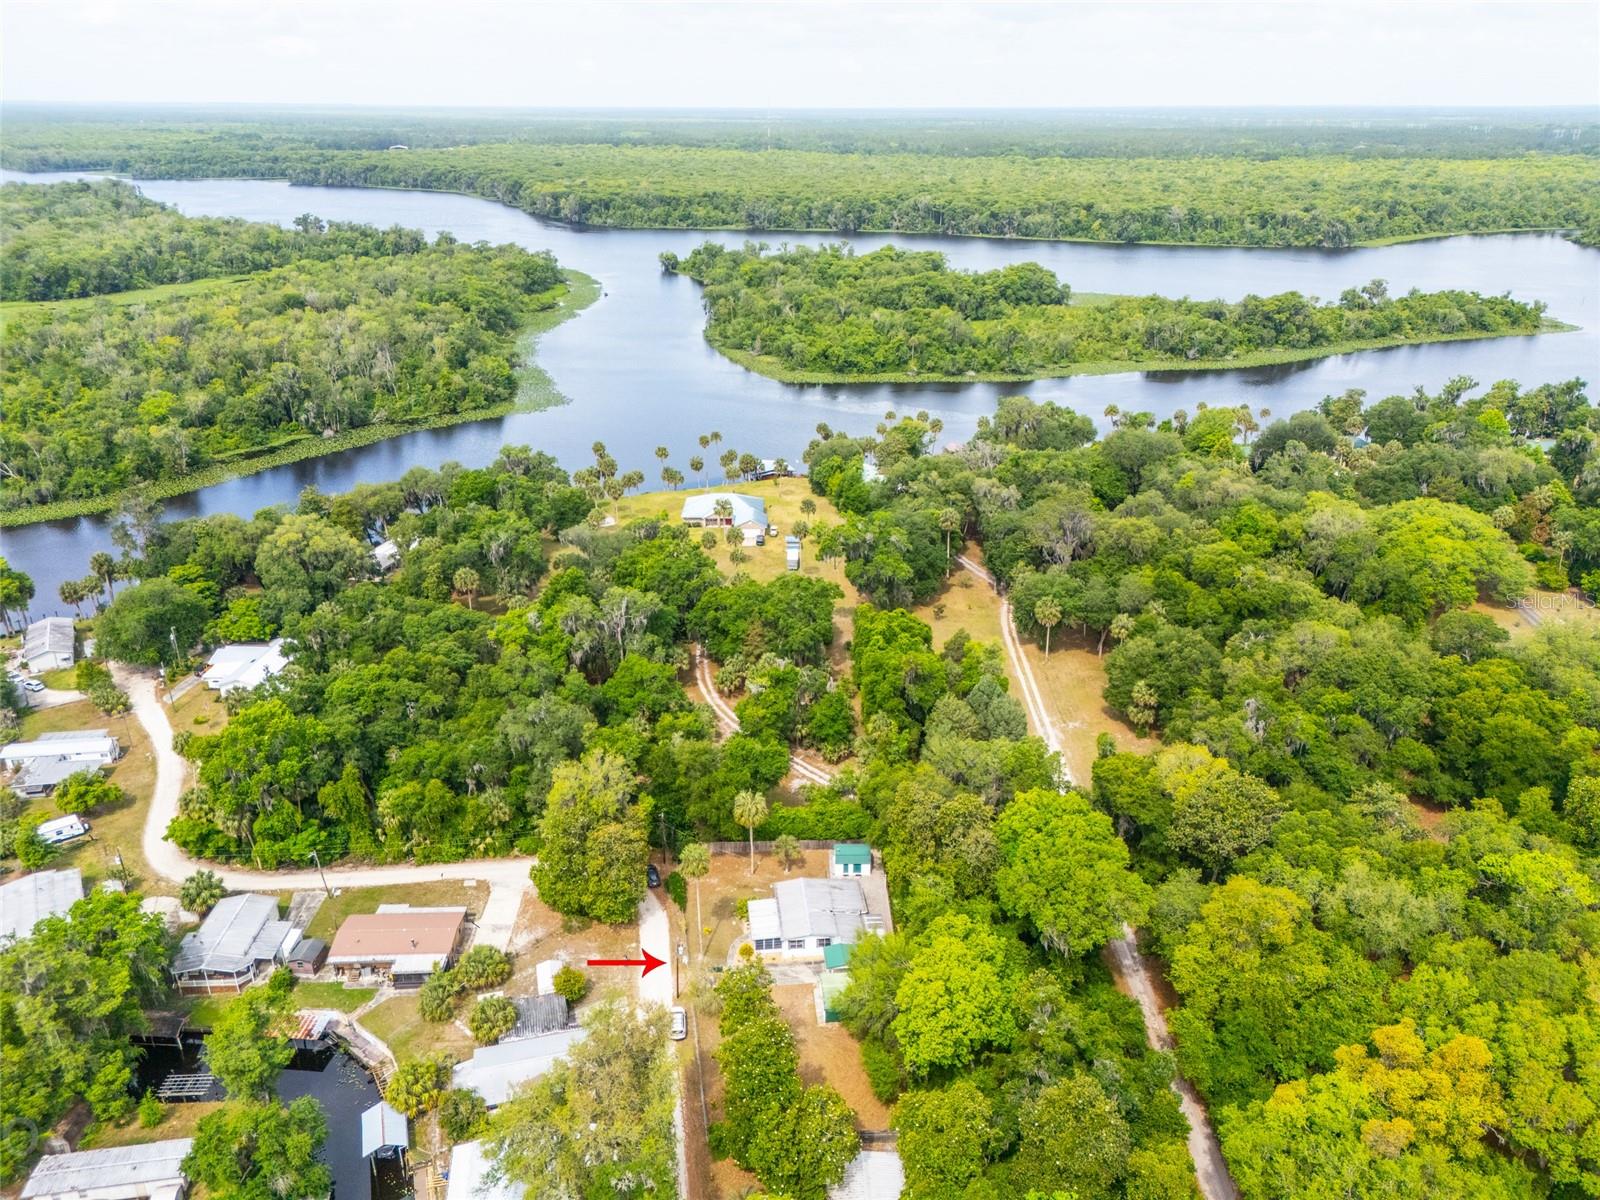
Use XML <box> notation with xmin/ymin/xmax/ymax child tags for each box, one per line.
<box><xmin>785</xmin><ymin>536</ymin><xmax>801</xmax><ymax>571</ymax></box>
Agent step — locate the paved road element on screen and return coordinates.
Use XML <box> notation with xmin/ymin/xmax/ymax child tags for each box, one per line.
<box><xmin>952</xmin><ymin>561</ymin><xmax>1238</xmax><ymax>1200</ymax></box>
<box><xmin>116</xmin><ymin>666</ymin><xmax>531</xmax><ymax>948</ymax></box>
<box><xmin>692</xmin><ymin>645</ymin><xmax>834</xmax><ymax>785</ymax></box>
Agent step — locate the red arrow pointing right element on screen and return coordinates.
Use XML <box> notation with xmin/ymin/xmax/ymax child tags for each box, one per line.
<box><xmin>586</xmin><ymin>949</ymin><xmax>665</xmax><ymax>977</ymax></box>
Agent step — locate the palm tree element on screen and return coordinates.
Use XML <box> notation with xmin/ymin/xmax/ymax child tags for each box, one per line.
<box><xmin>773</xmin><ymin>834</ymin><xmax>803</xmax><ymax>871</ymax></box>
<box><xmin>699</xmin><ymin>434</ymin><xmax>712</xmax><ymax>453</ymax></box>
<box><xmin>453</xmin><ymin>567</ymin><xmax>481</xmax><ymax>609</ymax></box>
<box><xmin>800</xmin><ymin>498</ymin><xmax>816</xmax><ymax>519</ymax></box>
<box><xmin>713</xmin><ymin>498</ymin><xmax>734</xmax><ymax>524</ymax></box>
<box><xmin>719</xmin><ymin>449</ymin><xmax>738</xmax><ymax>481</ymax></box>
<box><xmin>791</xmin><ymin>520</ymin><xmax>809</xmax><ymax>545</ymax></box>
<box><xmin>937</xmin><ymin>507</ymin><xmax>961</xmax><ymax>567</ymax></box>
<box><xmin>89</xmin><ymin>552</ymin><xmax>117</xmax><ymax>602</ymax></box>
<box><xmin>58</xmin><ymin>578</ymin><xmax>85</xmax><ymax>618</ymax></box>
<box><xmin>772</xmin><ymin>457</ymin><xmax>789</xmax><ymax>479</ymax></box>
<box><xmin>708</xmin><ymin>431</ymin><xmax>723</xmax><ymax>450</ymax></box>
<box><xmin>733</xmin><ymin>790</ymin><xmax>768</xmax><ymax>875</ymax></box>
<box><xmin>679</xmin><ymin>842</ymin><xmax>711</xmax><ymax>955</ymax></box>
<box><xmin>689</xmin><ymin>456</ymin><xmax>705</xmax><ymax>489</ymax></box>
<box><xmin>1035</xmin><ymin>597</ymin><xmax>1063</xmax><ymax>655</ymax></box>
<box><xmin>655</xmin><ymin>446</ymin><xmax>670</xmax><ymax>471</ymax></box>
<box><xmin>662</xmin><ymin>467</ymin><xmax>684</xmax><ymax>490</ymax></box>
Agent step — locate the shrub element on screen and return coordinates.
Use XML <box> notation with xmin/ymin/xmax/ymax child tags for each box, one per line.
<box><xmin>385</xmin><ymin>1053</ymin><xmax>454</xmax><ymax>1117</ymax></box>
<box><xmin>861</xmin><ymin>1039</ymin><xmax>906</xmax><ymax>1103</ymax></box>
<box><xmin>455</xmin><ymin>945</ymin><xmax>512</xmax><ymax>991</ymax></box>
<box><xmin>468</xmin><ymin>995</ymin><xmax>517</xmax><ymax>1045</ymax></box>
<box><xmin>553</xmin><ymin>965</ymin><xmax>590</xmax><ymax>1004</ymax></box>
<box><xmin>418</xmin><ymin>968</ymin><xmax>463</xmax><ymax>1022</ymax></box>
<box><xmin>664</xmin><ymin>870</ymin><xmax>688</xmax><ymax>910</ymax></box>
<box><xmin>137</xmin><ymin>1092</ymin><xmax>163</xmax><ymax>1129</ymax></box>
<box><xmin>439</xmin><ymin>1088</ymin><xmax>487</xmax><ymax>1142</ymax></box>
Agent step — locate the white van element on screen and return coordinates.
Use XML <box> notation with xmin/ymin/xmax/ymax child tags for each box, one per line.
<box><xmin>36</xmin><ymin>814</ymin><xmax>90</xmax><ymax>844</ymax></box>
<box><xmin>670</xmin><ymin>1006</ymin><xmax>688</xmax><ymax>1040</ymax></box>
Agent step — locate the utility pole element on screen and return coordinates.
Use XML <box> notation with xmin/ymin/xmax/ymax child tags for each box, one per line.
<box><xmin>309</xmin><ymin>849</ymin><xmax>332</xmax><ymax>899</ymax></box>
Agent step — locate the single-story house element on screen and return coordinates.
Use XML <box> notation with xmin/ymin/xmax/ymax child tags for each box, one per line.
<box><xmin>171</xmin><ymin>893</ymin><xmax>296</xmax><ymax>995</ymax></box>
<box><xmin>360</xmin><ymin>1101</ymin><xmax>409</xmax><ymax>1160</ymax></box>
<box><xmin>326</xmin><ymin>905</ymin><xmax>467</xmax><ymax>988</ymax></box>
<box><xmin>13</xmin><ymin>757</ymin><xmax>102</xmax><ymax>798</ymax></box>
<box><xmin>829</xmin><ymin>1149</ymin><xmax>905</xmax><ymax>1200</ymax></box>
<box><xmin>1</xmin><ymin>730</ymin><xmax>120</xmax><ymax>770</ymax></box>
<box><xmin>285</xmin><ymin>936</ymin><xmax>329</xmax><ymax>977</ymax></box>
<box><xmin>0</xmin><ymin>868</ymin><xmax>83</xmax><ymax>942</ymax></box>
<box><xmin>19</xmin><ymin>1138</ymin><xmax>194</xmax><ymax>1200</ymax></box>
<box><xmin>831</xmin><ymin>843</ymin><xmax>873</xmax><ymax>878</ymax></box>
<box><xmin>452</xmin><ymin>1025</ymin><xmax>587</xmax><ymax>1108</ymax></box>
<box><xmin>680</xmin><ymin>492</ymin><xmax>767</xmax><ymax>532</ymax></box>
<box><xmin>371</xmin><ymin>539</ymin><xmax>401</xmax><ymax>573</ymax></box>
<box><xmin>444</xmin><ymin>1141</ymin><xmax>523</xmax><ymax>1200</ymax></box>
<box><xmin>23</xmin><ymin>616</ymin><xmax>76</xmax><ymax>674</ymax></box>
<box><xmin>747</xmin><ymin>877</ymin><xmax>881</xmax><ymax>961</ymax></box>
<box><xmin>200</xmin><ymin>639</ymin><xmax>288</xmax><ymax>694</ymax></box>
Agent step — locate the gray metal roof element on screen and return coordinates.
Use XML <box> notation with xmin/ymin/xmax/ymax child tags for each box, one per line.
<box><xmin>0</xmin><ymin>868</ymin><xmax>82</xmax><ymax>942</ymax></box>
<box><xmin>452</xmin><ymin>1026</ymin><xmax>587</xmax><ymax>1107</ymax></box>
<box><xmin>22</xmin><ymin>617</ymin><xmax>75</xmax><ymax>671</ymax></box>
<box><xmin>360</xmin><ymin>1101</ymin><xmax>409</xmax><ymax>1156</ymax></box>
<box><xmin>772</xmin><ymin>877</ymin><xmax>869</xmax><ymax>943</ymax></box>
<box><xmin>15</xmin><ymin>758</ymin><xmax>96</xmax><ymax>793</ymax></box>
<box><xmin>20</xmin><ymin>1138</ymin><xmax>193</xmax><ymax>1198</ymax></box>
<box><xmin>172</xmin><ymin>893</ymin><xmax>285</xmax><ymax>976</ymax></box>
<box><xmin>680</xmin><ymin>492</ymin><xmax>767</xmax><ymax>526</ymax></box>
<box><xmin>509</xmin><ymin>994</ymin><xmax>570</xmax><ymax>1039</ymax></box>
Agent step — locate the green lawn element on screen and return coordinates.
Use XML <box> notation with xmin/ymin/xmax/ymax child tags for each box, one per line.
<box><xmin>293</xmin><ymin>981</ymin><xmax>376</xmax><ymax>1012</ymax></box>
<box><xmin>303</xmin><ymin>880</ymin><xmax>480</xmax><ymax>941</ymax></box>
<box><xmin>362</xmin><ymin>993</ymin><xmax>476</xmax><ymax>1064</ymax></box>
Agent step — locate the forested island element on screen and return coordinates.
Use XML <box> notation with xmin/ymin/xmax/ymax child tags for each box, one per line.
<box><xmin>4</xmin><ymin>369</ymin><xmax>1597</xmax><ymax>1195</ymax></box>
<box><xmin>665</xmin><ymin>242</ymin><xmax>1556</xmax><ymax>381</ymax></box>
<box><xmin>0</xmin><ymin>182</ymin><xmax>595</xmax><ymax>523</ymax></box>
<box><xmin>5</xmin><ymin>113</ymin><xmax>1598</xmax><ymax>248</ymax></box>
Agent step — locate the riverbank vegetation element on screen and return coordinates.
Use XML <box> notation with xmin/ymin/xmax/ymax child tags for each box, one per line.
<box><xmin>0</xmin><ymin>185</ymin><xmax>588</xmax><ymax>519</ymax></box>
<box><xmin>0</xmin><ymin>177</ymin><xmax>434</xmax><ymax>301</ymax></box>
<box><xmin>5</xmin><ymin>119</ymin><xmax>1598</xmax><ymax>249</ymax></box>
<box><xmin>667</xmin><ymin>241</ymin><xmax>1554</xmax><ymax>380</ymax></box>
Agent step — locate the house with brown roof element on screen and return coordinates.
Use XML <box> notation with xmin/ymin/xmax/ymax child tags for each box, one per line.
<box><xmin>326</xmin><ymin>905</ymin><xmax>467</xmax><ymax>989</ymax></box>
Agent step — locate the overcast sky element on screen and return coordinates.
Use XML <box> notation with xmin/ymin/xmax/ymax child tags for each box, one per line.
<box><xmin>4</xmin><ymin>1</ymin><xmax>1597</xmax><ymax>110</ymax></box>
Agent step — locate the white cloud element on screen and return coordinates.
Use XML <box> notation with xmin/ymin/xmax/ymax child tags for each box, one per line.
<box><xmin>2</xmin><ymin>0</ymin><xmax>1596</xmax><ymax>107</ymax></box>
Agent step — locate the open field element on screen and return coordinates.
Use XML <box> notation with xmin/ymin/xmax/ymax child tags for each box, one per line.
<box><xmin>171</xmin><ymin>681</ymin><xmax>230</xmax><ymax>730</ymax></box>
<box><xmin>302</xmin><ymin>879</ymin><xmax>481</xmax><ymax>941</ymax></box>
<box><xmin>293</xmin><ymin>981</ymin><xmax>378</xmax><ymax>1012</ymax></box>
<box><xmin>1471</xmin><ymin>587</ymin><xmax>1600</xmax><ymax>641</ymax></box>
<box><xmin>772</xmin><ymin>982</ymin><xmax>889</xmax><ymax>1129</ymax></box>
<box><xmin>504</xmin><ymin>887</ymin><xmax>639</xmax><ymax>1002</ymax></box>
<box><xmin>1015</xmin><ymin>629</ymin><xmax>1157</xmax><ymax>786</ymax></box>
<box><xmin>11</xmin><ymin>697</ymin><xmax>172</xmax><ymax>895</ymax></box>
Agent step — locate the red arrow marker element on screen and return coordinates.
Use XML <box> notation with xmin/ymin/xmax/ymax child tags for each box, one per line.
<box><xmin>586</xmin><ymin>949</ymin><xmax>665</xmax><ymax>977</ymax></box>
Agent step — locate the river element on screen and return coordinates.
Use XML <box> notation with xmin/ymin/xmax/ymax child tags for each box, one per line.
<box><xmin>2</xmin><ymin>169</ymin><xmax>1596</xmax><ymax>609</ymax></box>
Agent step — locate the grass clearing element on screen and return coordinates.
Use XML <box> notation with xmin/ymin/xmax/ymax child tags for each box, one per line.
<box><xmin>10</xmin><ymin>698</ymin><xmax>172</xmax><ymax>895</ymax></box>
<box><xmin>83</xmin><ymin>1100</ymin><xmax>228</xmax><ymax>1149</ymax></box>
<box><xmin>293</xmin><ymin>981</ymin><xmax>377</xmax><ymax>1012</ymax></box>
<box><xmin>172</xmin><ymin>682</ymin><xmax>230</xmax><ymax>730</ymax></box>
<box><xmin>1017</xmin><ymin>628</ymin><xmax>1157</xmax><ymax>786</ymax></box>
<box><xmin>36</xmin><ymin>667</ymin><xmax>79</xmax><ymax>690</ymax></box>
<box><xmin>772</xmin><ymin>982</ymin><xmax>889</xmax><ymax>1130</ymax></box>
<box><xmin>1470</xmin><ymin>588</ymin><xmax>1600</xmax><ymax>642</ymax></box>
<box><xmin>362</xmin><ymin>993</ymin><xmax>477</xmax><ymax>1064</ymax></box>
<box><xmin>303</xmin><ymin>880</ymin><xmax>481</xmax><ymax>941</ymax></box>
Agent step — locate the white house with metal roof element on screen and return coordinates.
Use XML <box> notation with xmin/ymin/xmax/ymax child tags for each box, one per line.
<box><xmin>680</xmin><ymin>492</ymin><xmax>768</xmax><ymax>531</ymax></box>
<box><xmin>747</xmin><ymin>877</ymin><xmax>881</xmax><ymax>961</ymax></box>
<box><xmin>19</xmin><ymin>1138</ymin><xmax>194</xmax><ymax>1200</ymax></box>
<box><xmin>22</xmin><ymin>617</ymin><xmax>76</xmax><ymax>674</ymax></box>
<box><xmin>452</xmin><ymin>1025</ymin><xmax>587</xmax><ymax>1108</ymax></box>
<box><xmin>1</xmin><ymin>730</ymin><xmax>120</xmax><ymax>769</ymax></box>
<box><xmin>171</xmin><ymin>893</ymin><xmax>296</xmax><ymax>994</ymax></box>
<box><xmin>0</xmin><ymin>868</ymin><xmax>83</xmax><ymax>943</ymax></box>
<box><xmin>829</xmin><ymin>1149</ymin><xmax>905</xmax><ymax>1200</ymax></box>
<box><xmin>444</xmin><ymin>1141</ymin><xmax>523</xmax><ymax>1200</ymax></box>
<box><xmin>200</xmin><ymin>639</ymin><xmax>289</xmax><ymax>694</ymax></box>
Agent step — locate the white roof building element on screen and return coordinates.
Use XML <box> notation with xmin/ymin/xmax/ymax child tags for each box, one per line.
<box><xmin>171</xmin><ymin>893</ymin><xmax>296</xmax><ymax>992</ymax></box>
<box><xmin>372</xmin><ymin>539</ymin><xmax>401</xmax><ymax>573</ymax></box>
<box><xmin>19</xmin><ymin>1138</ymin><xmax>194</xmax><ymax>1200</ymax></box>
<box><xmin>445</xmin><ymin>1140</ymin><xmax>524</xmax><ymax>1200</ymax></box>
<box><xmin>1</xmin><ymin>730</ymin><xmax>120</xmax><ymax>768</ymax></box>
<box><xmin>829</xmin><ymin>1149</ymin><xmax>905</xmax><ymax>1200</ymax></box>
<box><xmin>23</xmin><ymin>617</ymin><xmax>75</xmax><ymax>674</ymax></box>
<box><xmin>452</xmin><ymin>1026</ymin><xmax>587</xmax><ymax>1107</ymax></box>
<box><xmin>200</xmin><ymin>640</ymin><xmax>288</xmax><ymax>694</ymax></box>
<box><xmin>680</xmin><ymin>492</ymin><xmax>768</xmax><ymax>529</ymax></box>
<box><xmin>0</xmin><ymin>868</ymin><xmax>83</xmax><ymax>942</ymax></box>
<box><xmin>748</xmin><ymin>877</ymin><xmax>878</xmax><ymax>959</ymax></box>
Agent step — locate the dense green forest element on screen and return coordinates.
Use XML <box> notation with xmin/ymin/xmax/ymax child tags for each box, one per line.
<box><xmin>5</xmin><ymin>362</ymin><xmax>1597</xmax><ymax>1192</ymax></box>
<box><xmin>5</xmin><ymin>104</ymin><xmax>1595</xmax><ymax>158</ymax></box>
<box><xmin>0</xmin><ymin>185</ymin><xmax>572</xmax><ymax>516</ymax></box>
<box><xmin>667</xmin><ymin>242</ymin><xmax>1552</xmax><ymax>379</ymax></box>
<box><xmin>5</xmin><ymin>122</ymin><xmax>1597</xmax><ymax>248</ymax></box>
<box><xmin>0</xmin><ymin>178</ymin><xmax>435</xmax><ymax>300</ymax></box>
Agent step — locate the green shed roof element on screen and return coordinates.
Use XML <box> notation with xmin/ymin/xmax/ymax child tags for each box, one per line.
<box><xmin>823</xmin><ymin>942</ymin><xmax>854</xmax><ymax>970</ymax></box>
<box><xmin>832</xmin><ymin>843</ymin><xmax>871</xmax><ymax>865</ymax></box>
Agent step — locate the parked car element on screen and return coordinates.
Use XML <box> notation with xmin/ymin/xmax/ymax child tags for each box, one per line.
<box><xmin>755</xmin><ymin>532</ymin><xmax>766</xmax><ymax>546</ymax></box>
<box><xmin>767</xmin><ymin>524</ymin><xmax>779</xmax><ymax>537</ymax></box>
<box><xmin>670</xmin><ymin>1006</ymin><xmax>688</xmax><ymax>1040</ymax></box>
<box><xmin>21</xmin><ymin>679</ymin><xmax>44</xmax><ymax>693</ymax></box>
<box><xmin>647</xmin><ymin>863</ymin><xmax>662</xmax><ymax>888</ymax></box>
